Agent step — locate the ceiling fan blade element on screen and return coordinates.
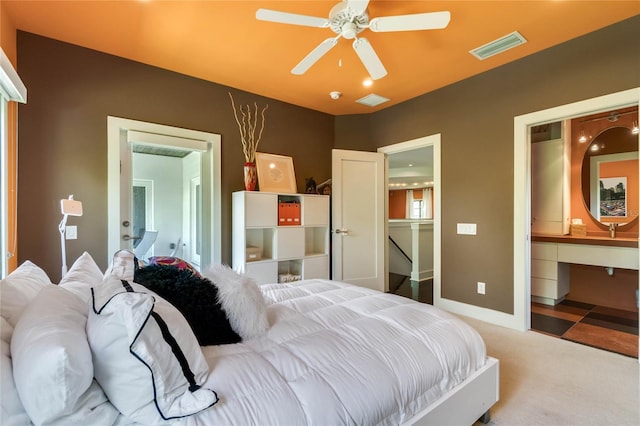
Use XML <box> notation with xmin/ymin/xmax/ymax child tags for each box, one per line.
<box><xmin>345</xmin><ymin>0</ymin><xmax>370</xmax><ymax>16</ymax></box>
<box><xmin>369</xmin><ymin>11</ymin><xmax>451</xmax><ymax>32</ymax></box>
<box><xmin>352</xmin><ymin>38</ymin><xmax>387</xmax><ymax>80</ymax></box>
<box><xmin>256</xmin><ymin>8</ymin><xmax>330</xmax><ymax>28</ymax></box>
<box><xmin>292</xmin><ymin>38</ymin><xmax>339</xmax><ymax>75</ymax></box>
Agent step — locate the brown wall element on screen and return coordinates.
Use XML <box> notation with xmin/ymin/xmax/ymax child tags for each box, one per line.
<box><xmin>14</xmin><ymin>16</ymin><xmax>640</xmax><ymax>315</ymax></box>
<box><xmin>16</xmin><ymin>32</ymin><xmax>334</xmax><ymax>281</ymax></box>
<box><xmin>335</xmin><ymin>15</ymin><xmax>640</xmax><ymax>314</ymax></box>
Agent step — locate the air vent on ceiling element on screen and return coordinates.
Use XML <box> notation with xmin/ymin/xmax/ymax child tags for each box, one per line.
<box><xmin>469</xmin><ymin>31</ymin><xmax>527</xmax><ymax>60</ymax></box>
<box><xmin>356</xmin><ymin>94</ymin><xmax>390</xmax><ymax>107</ymax></box>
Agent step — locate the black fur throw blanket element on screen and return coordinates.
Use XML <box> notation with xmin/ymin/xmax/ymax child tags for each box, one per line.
<box><xmin>134</xmin><ymin>265</ymin><xmax>241</xmax><ymax>346</ymax></box>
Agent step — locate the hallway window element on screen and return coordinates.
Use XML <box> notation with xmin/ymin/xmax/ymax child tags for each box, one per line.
<box><xmin>411</xmin><ymin>199</ymin><xmax>426</xmax><ymax>218</ymax></box>
<box><xmin>407</xmin><ymin>188</ymin><xmax>433</xmax><ymax>219</ymax></box>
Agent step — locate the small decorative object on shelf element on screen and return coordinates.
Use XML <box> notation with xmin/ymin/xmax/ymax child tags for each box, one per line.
<box><xmin>229</xmin><ymin>92</ymin><xmax>269</xmax><ymax>191</ymax></box>
<box><xmin>305</xmin><ymin>177</ymin><xmax>316</xmax><ymax>194</ymax></box>
<box><xmin>244</xmin><ymin>162</ymin><xmax>257</xmax><ymax>191</ymax></box>
<box><xmin>316</xmin><ymin>178</ymin><xmax>331</xmax><ymax>195</ymax></box>
<box><xmin>279</xmin><ymin>273</ymin><xmax>301</xmax><ymax>284</ymax></box>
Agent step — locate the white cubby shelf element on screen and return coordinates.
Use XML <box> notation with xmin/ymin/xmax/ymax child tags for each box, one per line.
<box><xmin>232</xmin><ymin>191</ymin><xmax>330</xmax><ymax>284</ymax></box>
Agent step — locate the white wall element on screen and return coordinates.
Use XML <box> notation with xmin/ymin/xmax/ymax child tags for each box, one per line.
<box><xmin>133</xmin><ymin>153</ymin><xmax>183</xmax><ymax>257</ymax></box>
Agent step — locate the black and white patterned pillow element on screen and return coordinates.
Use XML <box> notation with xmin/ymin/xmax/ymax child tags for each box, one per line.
<box><xmin>87</xmin><ymin>268</ymin><xmax>218</xmax><ymax>424</ymax></box>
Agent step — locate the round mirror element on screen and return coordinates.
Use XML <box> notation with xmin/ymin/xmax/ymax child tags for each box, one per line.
<box><xmin>581</xmin><ymin>126</ymin><xmax>639</xmax><ymax>227</ymax></box>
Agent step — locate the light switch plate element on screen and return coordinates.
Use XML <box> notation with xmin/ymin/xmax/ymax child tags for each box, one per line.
<box><xmin>457</xmin><ymin>223</ymin><xmax>477</xmax><ymax>235</ymax></box>
<box><xmin>65</xmin><ymin>225</ymin><xmax>77</xmax><ymax>240</ymax></box>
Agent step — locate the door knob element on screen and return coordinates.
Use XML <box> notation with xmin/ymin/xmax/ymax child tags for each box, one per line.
<box><xmin>122</xmin><ymin>234</ymin><xmax>141</xmax><ymax>241</ymax></box>
<box><xmin>334</xmin><ymin>228</ymin><xmax>349</xmax><ymax>235</ymax></box>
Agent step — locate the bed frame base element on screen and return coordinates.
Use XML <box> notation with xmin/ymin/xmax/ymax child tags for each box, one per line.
<box><xmin>403</xmin><ymin>356</ymin><xmax>499</xmax><ymax>426</ymax></box>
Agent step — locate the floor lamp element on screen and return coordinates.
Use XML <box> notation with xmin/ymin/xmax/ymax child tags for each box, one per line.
<box><xmin>59</xmin><ymin>195</ymin><xmax>83</xmax><ymax>277</ymax></box>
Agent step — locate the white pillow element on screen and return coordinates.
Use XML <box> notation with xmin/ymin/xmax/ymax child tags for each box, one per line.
<box><xmin>0</xmin><ymin>260</ymin><xmax>52</xmax><ymax>327</ymax></box>
<box><xmin>1</xmin><ymin>317</ymin><xmax>30</xmax><ymax>426</ymax></box>
<box><xmin>202</xmin><ymin>264</ymin><xmax>269</xmax><ymax>340</ymax></box>
<box><xmin>11</xmin><ymin>285</ymin><xmax>120</xmax><ymax>426</ymax></box>
<box><xmin>59</xmin><ymin>251</ymin><xmax>104</xmax><ymax>303</ymax></box>
<box><xmin>88</xmin><ymin>267</ymin><xmax>218</xmax><ymax>424</ymax></box>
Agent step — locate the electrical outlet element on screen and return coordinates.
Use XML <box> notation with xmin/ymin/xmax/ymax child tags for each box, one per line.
<box><xmin>477</xmin><ymin>281</ymin><xmax>486</xmax><ymax>295</ymax></box>
<box><xmin>65</xmin><ymin>225</ymin><xmax>77</xmax><ymax>240</ymax></box>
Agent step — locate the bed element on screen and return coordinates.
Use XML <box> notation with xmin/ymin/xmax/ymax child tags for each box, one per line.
<box><xmin>1</xmin><ymin>251</ymin><xmax>498</xmax><ymax>426</ymax></box>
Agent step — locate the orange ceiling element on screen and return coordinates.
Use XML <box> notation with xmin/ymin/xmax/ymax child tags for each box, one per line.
<box><xmin>3</xmin><ymin>1</ymin><xmax>639</xmax><ymax>115</ymax></box>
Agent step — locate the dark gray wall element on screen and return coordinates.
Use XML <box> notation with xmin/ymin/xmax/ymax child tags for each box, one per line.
<box><xmin>335</xmin><ymin>15</ymin><xmax>640</xmax><ymax>313</ymax></box>
<box><xmin>17</xmin><ymin>32</ymin><xmax>334</xmax><ymax>281</ymax></box>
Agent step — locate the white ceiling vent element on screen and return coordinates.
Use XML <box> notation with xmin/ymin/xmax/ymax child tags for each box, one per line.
<box><xmin>356</xmin><ymin>93</ymin><xmax>390</xmax><ymax>107</ymax></box>
<box><xmin>469</xmin><ymin>31</ymin><xmax>527</xmax><ymax>60</ymax></box>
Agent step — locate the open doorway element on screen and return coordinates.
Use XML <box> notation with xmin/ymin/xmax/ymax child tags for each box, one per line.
<box><xmin>378</xmin><ymin>134</ymin><xmax>441</xmax><ymax>305</ymax></box>
<box><xmin>527</xmin><ymin>103</ymin><xmax>639</xmax><ymax>358</ymax></box>
<box><xmin>107</xmin><ymin>116</ymin><xmax>221</xmax><ymax>269</ymax></box>
<box><xmin>514</xmin><ymin>87</ymin><xmax>639</xmax><ymax>348</ymax></box>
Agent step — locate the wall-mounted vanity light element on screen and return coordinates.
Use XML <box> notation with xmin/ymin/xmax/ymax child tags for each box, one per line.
<box><xmin>579</xmin><ymin>109</ymin><xmax>639</xmax><ymax>140</ymax></box>
<box><xmin>578</xmin><ymin>129</ymin><xmax>587</xmax><ymax>143</ymax></box>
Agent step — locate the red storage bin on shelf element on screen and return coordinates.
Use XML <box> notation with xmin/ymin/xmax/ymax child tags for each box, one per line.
<box><xmin>278</xmin><ymin>201</ymin><xmax>301</xmax><ymax>226</ymax></box>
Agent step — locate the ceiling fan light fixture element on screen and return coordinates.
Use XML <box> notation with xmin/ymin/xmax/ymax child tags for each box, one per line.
<box><xmin>356</xmin><ymin>93</ymin><xmax>389</xmax><ymax>107</ymax></box>
<box><xmin>469</xmin><ymin>31</ymin><xmax>527</xmax><ymax>60</ymax></box>
<box><xmin>257</xmin><ymin>1</ymin><xmax>450</xmax><ymax>81</ymax></box>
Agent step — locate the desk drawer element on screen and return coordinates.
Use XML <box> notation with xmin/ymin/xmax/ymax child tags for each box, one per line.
<box><xmin>532</xmin><ymin>277</ymin><xmax>561</xmax><ymax>299</ymax></box>
<box><xmin>532</xmin><ymin>242</ymin><xmax>557</xmax><ymax>261</ymax></box>
<box><xmin>531</xmin><ymin>259</ymin><xmax>557</xmax><ymax>280</ymax></box>
<box><xmin>557</xmin><ymin>244</ymin><xmax>639</xmax><ymax>270</ymax></box>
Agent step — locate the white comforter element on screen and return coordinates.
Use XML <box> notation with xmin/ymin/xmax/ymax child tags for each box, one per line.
<box><xmin>180</xmin><ymin>280</ymin><xmax>486</xmax><ymax>425</ymax></box>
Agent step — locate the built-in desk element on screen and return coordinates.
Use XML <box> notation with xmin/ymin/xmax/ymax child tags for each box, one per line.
<box><xmin>531</xmin><ymin>233</ymin><xmax>638</xmax><ymax>305</ymax></box>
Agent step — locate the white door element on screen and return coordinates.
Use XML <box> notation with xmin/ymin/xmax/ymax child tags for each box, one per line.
<box><xmin>332</xmin><ymin>149</ymin><xmax>387</xmax><ymax>292</ymax></box>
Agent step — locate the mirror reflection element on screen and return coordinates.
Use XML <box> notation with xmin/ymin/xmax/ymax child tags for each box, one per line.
<box><xmin>581</xmin><ymin>127</ymin><xmax>638</xmax><ymax>223</ymax></box>
<box><xmin>578</xmin><ymin>109</ymin><xmax>639</xmax><ymax>228</ymax></box>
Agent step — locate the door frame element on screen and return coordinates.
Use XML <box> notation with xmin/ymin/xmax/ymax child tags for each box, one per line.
<box><xmin>514</xmin><ymin>87</ymin><xmax>640</xmax><ymax>332</ymax></box>
<box><xmin>107</xmin><ymin>116</ymin><xmax>221</xmax><ymax>267</ymax></box>
<box><xmin>378</xmin><ymin>134</ymin><xmax>441</xmax><ymax>304</ymax></box>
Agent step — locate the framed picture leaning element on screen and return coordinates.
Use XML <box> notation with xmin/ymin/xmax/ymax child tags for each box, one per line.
<box><xmin>255</xmin><ymin>152</ymin><xmax>297</xmax><ymax>193</ymax></box>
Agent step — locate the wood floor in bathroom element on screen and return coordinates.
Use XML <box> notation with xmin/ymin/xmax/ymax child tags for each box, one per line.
<box><xmin>389</xmin><ymin>273</ymin><xmax>639</xmax><ymax>359</ymax></box>
<box><xmin>531</xmin><ymin>300</ymin><xmax>639</xmax><ymax>358</ymax></box>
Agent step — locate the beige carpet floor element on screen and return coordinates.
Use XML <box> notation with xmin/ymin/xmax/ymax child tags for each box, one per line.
<box><xmin>463</xmin><ymin>316</ymin><xmax>640</xmax><ymax>426</ymax></box>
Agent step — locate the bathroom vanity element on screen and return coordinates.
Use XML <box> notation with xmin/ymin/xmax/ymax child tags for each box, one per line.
<box><xmin>531</xmin><ymin>233</ymin><xmax>638</xmax><ymax>305</ymax></box>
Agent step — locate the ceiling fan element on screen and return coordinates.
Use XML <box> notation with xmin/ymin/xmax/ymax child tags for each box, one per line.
<box><xmin>256</xmin><ymin>0</ymin><xmax>451</xmax><ymax>80</ymax></box>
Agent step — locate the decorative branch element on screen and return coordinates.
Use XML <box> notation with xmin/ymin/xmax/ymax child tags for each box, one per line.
<box><xmin>229</xmin><ymin>92</ymin><xmax>269</xmax><ymax>163</ymax></box>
